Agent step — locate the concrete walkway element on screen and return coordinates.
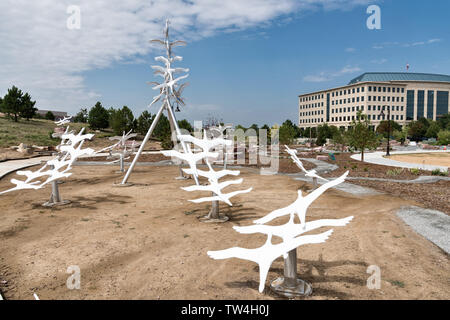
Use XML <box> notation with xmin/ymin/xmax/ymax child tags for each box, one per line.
<box><xmin>396</xmin><ymin>206</ymin><xmax>450</xmax><ymax>254</ymax></box>
<box><xmin>350</xmin><ymin>149</ymin><xmax>450</xmax><ymax>171</ymax></box>
<box><xmin>0</xmin><ymin>156</ymin><xmax>52</xmax><ymax>180</ymax></box>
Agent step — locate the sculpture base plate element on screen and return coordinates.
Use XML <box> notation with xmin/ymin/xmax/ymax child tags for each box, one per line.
<box><xmin>270</xmin><ymin>277</ymin><xmax>312</xmax><ymax>298</ymax></box>
<box><xmin>114</xmin><ymin>170</ymin><xmax>126</xmax><ymax>174</ymax></box>
<box><xmin>199</xmin><ymin>215</ymin><xmax>229</xmax><ymax>223</ymax></box>
<box><xmin>42</xmin><ymin>200</ymin><xmax>71</xmax><ymax>208</ymax></box>
<box><xmin>113</xmin><ymin>182</ymin><xmax>134</xmax><ymax>187</ymax></box>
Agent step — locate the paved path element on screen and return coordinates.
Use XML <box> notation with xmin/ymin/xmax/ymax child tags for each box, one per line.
<box><xmin>350</xmin><ymin>150</ymin><xmax>450</xmax><ymax>171</ymax></box>
<box><xmin>347</xmin><ymin>175</ymin><xmax>450</xmax><ymax>184</ymax></box>
<box><xmin>396</xmin><ymin>206</ymin><xmax>450</xmax><ymax>254</ymax></box>
<box><xmin>0</xmin><ymin>156</ymin><xmax>52</xmax><ymax>180</ymax></box>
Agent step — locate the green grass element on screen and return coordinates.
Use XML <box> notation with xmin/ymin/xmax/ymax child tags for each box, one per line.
<box><xmin>386</xmin><ymin>168</ymin><xmax>404</xmax><ymax>176</ymax></box>
<box><xmin>0</xmin><ymin>117</ymin><xmax>86</xmax><ymax>148</ymax></box>
<box><xmin>388</xmin><ymin>280</ymin><xmax>405</xmax><ymax>288</ymax></box>
<box><xmin>432</xmin><ymin>169</ymin><xmax>449</xmax><ymax>176</ymax></box>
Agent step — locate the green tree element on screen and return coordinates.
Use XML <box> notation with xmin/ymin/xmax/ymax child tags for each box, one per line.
<box><xmin>437</xmin><ymin>130</ymin><xmax>450</xmax><ymax>145</ymax></box>
<box><xmin>19</xmin><ymin>93</ymin><xmax>37</xmax><ymax>121</ymax></box>
<box><xmin>88</xmin><ymin>102</ymin><xmax>109</xmax><ymax>130</ymax></box>
<box><xmin>73</xmin><ymin>108</ymin><xmax>88</xmax><ymax>123</ymax></box>
<box><xmin>316</xmin><ymin>124</ymin><xmax>338</xmax><ymax>146</ymax></box>
<box><xmin>177</xmin><ymin>119</ymin><xmax>193</xmax><ymax>133</ymax></box>
<box><xmin>45</xmin><ymin>111</ymin><xmax>55</xmax><ymax>121</ymax></box>
<box><xmin>376</xmin><ymin>120</ymin><xmax>402</xmax><ymax>138</ymax></box>
<box><xmin>408</xmin><ymin>121</ymin><xmax>427</xmax><ymax>142</ymax></box>
<box><xmin>425</xmin><ymin>121</ymin><xmax>441</xmax><ymax>139</ymax></box>
<box><xmin>1</xmin><ymin>86</ymin><xmax>23</xmax><ymax>122</ymax></box>
<box><xmin>109</xmin><ymin>106</ymin><xmax>135</xmax><ymax>135</ymax></box>
<box><xmin>136</xmin><ymin>110</ymin><xmax>153</xmax><ymax>135</ymax></box>
<box><xmin>261</xmin><ymin>124</ymin><xmax>271</xmax><ymax>144</ymax></box>
<box><xmin>346</xmin><ymin>111</ymin><xmax>379</xmax><ymax>162</ymax></box>
<box><xmin>393</xmin><ymin>126</ymin><xmax>408</xmax><ymax>145</ymax></box>
<box><xmin>279</xmin><ymin>120</ymin><xmax>297</xmax><ymax>145</ymax></box>
<box><xmin>153</xmin><ymin>113</ymin><xmax>171</xmax><ymax>141</ymax></box>
<box><xmin>437</xmin><ymin>113</ymin><xmax>450</xmax><ymax>130</ymax></box>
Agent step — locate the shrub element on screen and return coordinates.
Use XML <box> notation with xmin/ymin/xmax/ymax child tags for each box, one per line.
<box><xmin>437</xmin><ymin>130</ymin><xmax>450</xmax><ymax>145</ymax></box>
<box><xmin>410</xmin><ymin>168</ymin><xmax>420</xmax><ymax>175</ymax></box>
<box><xmin>387</xmin><ymin>168</ymin><xmax>403</xmax><ymax>176</ymax></box>
<box><xmin>364</xmin><ymin>167</ymin><xmax>369</xmax><ymax>172</ymax></box>
<box><xmin>432</xmin><ymin>169</ymin><xmax>448</xmax><ymax>176</ymax></box>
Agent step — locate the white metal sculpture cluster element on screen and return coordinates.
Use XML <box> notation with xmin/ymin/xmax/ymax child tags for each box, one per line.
<box><xmin>162</xmin><ymin>132</ymin><xmax>252</xmax><ymax>220</ymax></box>
<box><xmin>285</xmin><ymin>145</ymin><xmax>328</xmax><ymax>182</ymax></box>
<box><xmin>208</xmin><ymin>147</ymin><xmax>353</xmax><ymax>293</ymax></box>
<box><xmin>0</xmin><ymin>124</ymin><xmax>94</xmax><ymax>198</ymax></box>
<box><xmin>102</xmin><ymin>130</ymin><xmax>140</xmax><ymax>172</ymax></box>
<box><xmin>122</xmin><ymin>19</ymin><xmax>195</xmax><ymax>185</ymax></box>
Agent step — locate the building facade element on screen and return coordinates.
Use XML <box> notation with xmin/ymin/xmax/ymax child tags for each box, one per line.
<box><xmin>298</xmin><ymin>72</ymin><xmax>450</xmax><ymax>130</ymax></box>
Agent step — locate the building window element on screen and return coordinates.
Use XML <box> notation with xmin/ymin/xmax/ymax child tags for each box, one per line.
<box><xmin>417</xmin><ymin>90</ymin><xmax>425</xmax><ymax>119</ymax></box>
<box><xmin>427</xmin><ymin>91</ymin><xmax>434</xmax><ymax>119</ymax></box>
<box><xmin>406</xmin><ymin>90</ymin><xmax>415</xmax><ymax>120</ymax></box>
<box><xmin>437</xmin><ymin>91</ymin><xmax>449</xmax><ymax>116</ymax></box>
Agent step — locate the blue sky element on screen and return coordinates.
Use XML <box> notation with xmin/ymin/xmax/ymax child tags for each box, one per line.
<box><xmin>1</xmin><ymin>0</ymin><xmax>449</xmax><ymax>127</ymax></box>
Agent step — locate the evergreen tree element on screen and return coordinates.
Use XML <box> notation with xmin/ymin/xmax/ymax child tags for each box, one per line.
<box><xmin>73</xmin><ymin>108</ymin><xmax>88</xmax><ymax>123</ymax></box>
<box><xmin>88</xmin><ymin>102</ymin><xmax>109</xmax><ymax>130</ymax></box>
<box><xmin>19</xmin><ymin>92</ymin><xmax>37</xmax><ymax>120</ymax></box>
<box><xmin>1</xmin><ymin>86</ymin><xmax>23</xmax><ymax>122</ymax></box>
<box><xmin>45</xmin><ymin>111</ymin><xmax>55</xmax><ymax>120</ymax></box>
<box><xmin>136</xmin><ymin>110</ymin><xmax>154</xmax><ymax>135</ymax></box>
<box><xmin>177</xmin><ymin>119</ymin><xmax>193</xmax><ymax>133</ymax></box>
<box><xmin>110</xmin><ymin>106</ymin><xmax>135</xmax><ymax>135</ymax></box>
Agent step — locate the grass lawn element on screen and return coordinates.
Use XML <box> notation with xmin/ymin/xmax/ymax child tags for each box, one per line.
<box><xmin>0</xmin><ymin>117</ymin><xmax>113</xmax><ymax>148</ymax></box>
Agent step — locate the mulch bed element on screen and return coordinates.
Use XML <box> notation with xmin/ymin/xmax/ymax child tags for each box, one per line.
<box><xmin>351</xmin><ymin>179</ymin><xmax>450</xmax><ymax>215</ymax></box>
<box><xmin>322</xmin><ymin>153</ymin><xmax>434</xmax><ymax>180</ymax></box>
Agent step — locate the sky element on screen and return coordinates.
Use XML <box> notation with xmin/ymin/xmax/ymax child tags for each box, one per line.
<box><xmin>1</xmin><ymin>0</ymin><xmax>449</xmax><ymax>127</ymax></box>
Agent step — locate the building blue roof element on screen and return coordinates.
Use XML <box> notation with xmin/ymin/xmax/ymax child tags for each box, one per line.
<box><xmin>348</xmin><ymin>72</ymin><xmax>450</xmax><ymax>85</ymax></box>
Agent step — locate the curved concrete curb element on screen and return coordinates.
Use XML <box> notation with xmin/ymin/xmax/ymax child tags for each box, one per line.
<box><xmin>0</xmin><ymin>156</ymin><xmax>52</xmax><ymax>180</ymax></box>
<box><xmin>396</xmin><ymin>206</ymin><xmax>450</xmax><ymax>254</ymax></box>
<box><xmin>347</xmin><ymin>175</ymin><xmax>450</xmax><ymax>184</ymax></box>
<box><xmin>350</xmin><ymin>150</ymin><xmax>450</xmax><ymax>171</ymax></box>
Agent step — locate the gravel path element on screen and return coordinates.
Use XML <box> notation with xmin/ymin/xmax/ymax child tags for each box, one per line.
<box><xmin>350</xmin><ymin>150</ymin><xmax>450</xmax><ymax>171</ymax></box>
<box><xmin>396</xmin><ymin>206</ymin><xmax>450</xmax><ymax>254</ymax></box>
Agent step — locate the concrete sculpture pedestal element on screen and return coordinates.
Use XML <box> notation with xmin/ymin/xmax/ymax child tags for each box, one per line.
<box><xmin>42</xmin><ymin>179</ymin><xmax>71</xmax><ymax>207</ymax></box>
<box><xmin>199</xmin><ymin>196</ymin><xmax>229</xmax><ymax>223</ymax></box>
<box><xmin>270</xmin><ymin>249</ymin><xmax>312</xmax><ymax>298</ymax></box>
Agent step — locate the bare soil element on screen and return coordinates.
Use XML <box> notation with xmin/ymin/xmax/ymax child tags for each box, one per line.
<box><xmin>388</xmin><ymin>153</ymin><xmax>450</xmax><ymax>167</ymax></box>
<box><xmin>0</xmin><ymin>164</ymin><xmax>448</xmax><ymax>300</ymax></box>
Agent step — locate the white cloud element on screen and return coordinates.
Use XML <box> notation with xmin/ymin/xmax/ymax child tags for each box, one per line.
<box><xmin>345</xmin><ymin>47</ymin><xmax>356</xmax><ymax>53</ymax></box>
<box><xmin>370</xmin><ymin>58</ymin><xmax>388</xmax><ymax>64</ymax></box>
<box><xmin>373</xmin><ymin>38</ymin><xmax>442</xmax><ymax>49</ymax></box>
<box><xmin>0</xmin><ymin>0</ymin><xmax>374</xmax><ymax>114</ymax></box>
<box><xmin>303</xmin><ymin>65</ymin><xmax>361</xmax><ymax>82</ymax></box>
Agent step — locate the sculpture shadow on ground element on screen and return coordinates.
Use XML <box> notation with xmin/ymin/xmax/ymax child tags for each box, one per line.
<box><xmin>30</xmin><ymin>193</ymin><xmax>132</xmax><ymax>211</ymax></box>
<box><xmin>225</xmin><ymin>254</ymin><xmax>367</xmax><ymax>299</ymax></box>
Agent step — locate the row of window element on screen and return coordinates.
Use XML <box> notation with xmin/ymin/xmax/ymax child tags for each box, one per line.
<box><xmin>299</xmin><ymin>102</ymin><xmax>324</xmax><ymax>109</ymax></box>
<box><xmin>332</xmin><ymin>96</ymin><xmax>365</xmax><ymax>105</ymax></box>
<box><xmin>300</xmin><ymin>94</ymin><xmax>324</xmax><ymax>102</ymax></box>
<box><xmin>300</xmin><ymin>110</ymin><xmax>324</xmax><ymax>117</ymax></box>
<box><xmin>368</xmin><ymin>95</ymin><xmax>404</xmax><ymax>102</ymax></box>
<box><xmin>331</xmin><ymin>106</ymin><xmax>364</xmax><ymax>113</ymax></box>
<box><xmin>367</xmin><ymin>105</ymin><xmax>404</xmax><ymax>112</ymax></box>
<box><xmin>331</xmin><ymin>86</ymin><xmax>365</xmax><ymax>97</ymax></box>
<box><xmin>299</xmin><ymin>118</ymin><xmax>323</xmax><ymax>124</ymax></box>
<box><xmin>368</xmin><ymin>86</ymin><xmax>405</xmax><ymax>93</ymax></box>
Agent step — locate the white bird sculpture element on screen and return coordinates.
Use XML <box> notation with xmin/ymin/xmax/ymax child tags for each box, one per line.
<box><xmin>253</xmin><ymin>171</ymin><xmax>349</xmax><ymax>227</ymax></box>
<box><xmin>285</xmin><ymin>145</ymin><xmax>328</xmax><ymax>182</ymax></box>
<box><xmin>55</xmin><ymin>116</ymin><xmax>72</xmax><ymax>126</ymax></box>
<box><xmin>208</xmin><ymin>230</ymin><xmax>334</xmax><ymax>293</ymax></box>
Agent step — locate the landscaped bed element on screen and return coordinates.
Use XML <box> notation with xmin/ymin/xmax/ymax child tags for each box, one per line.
<box><xmin>0</xmin><ymin>164</ymin><xmax>448</xmax><ymax>299</ymax></box>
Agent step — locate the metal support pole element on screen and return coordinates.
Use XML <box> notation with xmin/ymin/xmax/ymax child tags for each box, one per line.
<box><xmin>270</xmin><ymin>248</ymin><xmax>312</xmax><ymax>297</ymax></box>
<box><xmin>387</xmin><ymin>107</ymin><xmax>391</xmax><ymax>157</ymax></box>
<box><xmin>51</xmin><ymin>179</ymin><xmax>61</xmax><ymax>203</ymax></box>
<box><xmin>119</xmin><ymin>154</ymin><xmax>124</xmax><ymax>173</ymax></box>
<box><xmin>121</xmin><ymin>104</ymin><xmax>165</xmax><ymax>185</ymax></box>
<box><xmin>166</xmin><ymin>103</ymin><xmax>199</xmax><ymax>185</ymax></box>
<box><xmin>313</xmin><ymin>177</ymin><xmax>318</xmax><ymax>189</ymax></box>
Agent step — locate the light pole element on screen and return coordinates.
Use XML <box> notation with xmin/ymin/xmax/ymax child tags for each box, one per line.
<box><xmin>380</xmin><ymin>106</ymin><xmax>391</xmax><ymax>157</ymax></box>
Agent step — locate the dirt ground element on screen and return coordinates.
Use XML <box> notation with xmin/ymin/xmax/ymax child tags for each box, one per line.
<box><xmin>0</xmin><ymin>164</ymin><xmax>448</xmax><ymax>300</ymax></box>
<box><xmin>388</xmin><ymin>153</ymin><xmax>450</xmax><ymax>167</ymax></box>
